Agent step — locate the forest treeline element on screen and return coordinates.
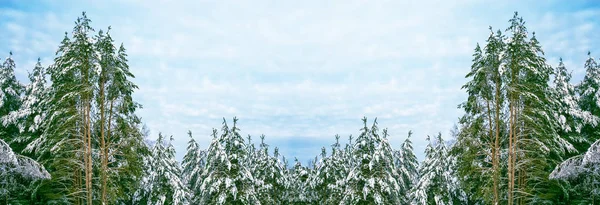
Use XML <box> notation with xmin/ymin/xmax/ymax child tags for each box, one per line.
<box><xmin>1</xmin><ymin>11</ymin><xmax>599</xmax><ymax>204</ymax></box>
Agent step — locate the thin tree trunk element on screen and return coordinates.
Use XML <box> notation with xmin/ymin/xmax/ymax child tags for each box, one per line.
<box><xmin>104</xmin><ymin>100</ymin><xmax>115</xmax><ymax>201</ymax></box>
<box><xmin>515</xmin><ymin>104</ymin><xmax>524</xmax><ymax>205</ymax></box>
<box><xmin>486</xmin><ymin>99</ymin><xmax>498</xmax><ymax>205</ymax></box>
<box><xmin>508</xmin><ymin>100</ymin><xmax>515</xmax><ymax>205</ymax></box>
<box><xmin>80</xmin><ymin>102</ymin><xmax>88</xmax><ymax>205</ymax></box>
<box><xmin>514</xmin><ymin>104</ymin><xmax>520</xmax><ymax>204</ymax></box>
<box><xmin>494</xmin><ymin>78</ymin><xmax>501</xmax><ymax>205</ymax></box>
<box><xmin>99</xmin><ymin>79</ymin><xmax>107</xmax><ymax>205</ymax></box>
<box><xmin>85</xmin><ymin>100</ymin><xmax>93</xmax><ymax>205</ymax></box>
<box><xmin>107</xmin><ymin>100</ymin><xmax>114</xmax><ymax>161</ymax></box>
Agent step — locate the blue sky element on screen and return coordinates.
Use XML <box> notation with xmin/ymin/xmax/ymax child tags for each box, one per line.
<box><xmin>1</xmin><ymin>0</ymin><xmax>599</xmax><ymax>164</ymax></box>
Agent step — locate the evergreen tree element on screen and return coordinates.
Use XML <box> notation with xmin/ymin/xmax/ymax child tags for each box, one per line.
<box><xmin>199</xmin><ymin>118</ymin><xmax>259</xmax><ymax>205</ymax></box>
<box><xmin>341</xmin><ymin>118</ymin><xmax>401</xmax><ymax>205</ymax></box>
<box><xmin>137</xmin><ymin>133</ymin><xmax>188</xmax><ymax>205</ymax></box>
<box><xmin>310</xmin><ymin>135</ymin><xmax>348</xmax><ymax>204</ymax></box>
<box><xmin>577</xmin><ymin>52</ymin><xmax>600</xmax><ymax>148</ymax></box>
<box><xmin>30</xmin><ymin>21</ymin><xmax>94</xmax><ymax>203</ymax></box>
<box><xmin>504</xmin><ymin>13</ymin><xmax>571</xmax><ymax>203</ymax></box>
<box><xmin>397</xmin><ymin>131</ymin><xmax>419</xmax><ymax>204</ymax></box>
<box><xmin>2</xmin><ymin>58</ymin><xmax>47</xmax><ymax>154</ymax></box>
<box><xmin>286</xmin><ymin>158</ymin><xmax>312</xmax><ymax>204</ymax></box>
<box><xmin>0</xmin><ymin>52</ymin><xmax>23</xmax><ymax>146</ymax></box>
<box><xmin>181</xmin><ymin>131</ymin><xmax>206</xmax><ymax>203</ymax></box>
<box><xmin>412</xmin><ymin>134</ymin><xmax>465</xmax><ymax>205</ymax></box>
<box><xmin>551</xmin><ymin>58</ymin><xmax>598</xmax><ymax>153</ymax></box>
<box><xmin>252</xmin><ymin>135</ymin><xmax>286</xmax><ymax>204</ymax></box>
<box><xmin>15</xmin><ymin>13</ymin><xmax>146</xmax><ymax>204</ymax></box>
<box><xmin>455</xmin><ymin>27</ymin><xmax>506</xmax><ymax>204</ymax></box>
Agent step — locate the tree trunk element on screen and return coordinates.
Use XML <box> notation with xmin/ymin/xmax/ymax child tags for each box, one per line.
<box><xmin>494</xmin><ymin>77</ymin><xmax>501</xmax><ymax>205</ymax></box>
<box><xmin>99</xmin><ymin>77</ymin><xmax>107</xmax><ymax>205</ymax></box>
<box><xmin>486</xmin><ymin>99</ymin><xmax>499</xmax><ymax>205</ymax></box>
<box><xmin>508</xmin><ymin>100</ymin><xmax>515</xmax><ymax>205</ymax></box>
<box><xmin>86</xmin><ymin>102</ymin><xmax>93</xmax><ymax>205</ymax></box>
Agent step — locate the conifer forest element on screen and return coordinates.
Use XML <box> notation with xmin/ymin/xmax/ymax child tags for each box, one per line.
<box><xmin>1</xmin><ymin>8</ymin><xmax>600</xmax><ymax>205</ymax></box>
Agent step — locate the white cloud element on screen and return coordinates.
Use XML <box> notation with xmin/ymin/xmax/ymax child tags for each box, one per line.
<box><xmin>1</xmin><ymin>0</ymin><xmax>599</xmax><ymax>162</ymax></box>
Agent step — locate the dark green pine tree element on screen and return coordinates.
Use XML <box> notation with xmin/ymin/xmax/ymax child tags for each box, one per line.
<box><xmin>29</xmin><ymin>12</ymin><xmax>99</xmax><ymax>203</ymax></box>
<box><xmin>504</xmin><ymin>12</ymin><xmax>570</xmax><ymax>203</ymax></box>
<box><xmin>454</xmin><ymin>27</ymin><xmax>506</xmax><ymax>204</ymax></box>
<box><xmin>103</xmin><ymin>41</ymin><xmax>147</xmax><ymax>204</ymax></box>
<box><xmin>0</xmin><ymin>52</ymin><xmax>24</xmax><ymax>147</ymax></box>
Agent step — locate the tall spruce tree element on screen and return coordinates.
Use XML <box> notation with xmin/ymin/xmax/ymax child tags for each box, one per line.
<box><xmin>0</xmin><ymin>52</ymin><xmax>23</xmax><ymax>147</ymax></box>
<box><xmin>455</xmin><ymin>27</ymin><xmax>506</xmax><ymax>204</ymax></box>
<box><xmin>29</xmin><ymin>12</ymin><xmax>99</xmax><ymax>202</ymax></box>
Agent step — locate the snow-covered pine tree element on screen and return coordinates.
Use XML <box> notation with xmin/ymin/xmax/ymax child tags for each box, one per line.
<box><xmin>252</xmin><ymin>134</ymin><xmax>286</xmax><ymax>204</ymax></box>
<box><xmin>138</xmin><ymin>133</ymin><xmax>189</xmax><ymax>205</ymax></box>
<box><xmin>397</xmin><ymin>131</ymin><xmax>419</xmax><ymax>204</ymax></box>
<box><xmin>411</xmin><ymin>135</ymin><xmax>434</xmax><ymax>205</ymax></box>
<box><xmin>2</xmin><ymin>58</ymin><xmax>46</xmax><ymax>155</ymax></box>
<box><xmin>26</xmin><ymin>13</ymin><xmax>99</xmax><ymax>202</ymax></box>
<box><xmin>198</xmin><ymin>128</ymin><xmax>227</xmax><ymax>203</ymax></box>
<box><xmin>437</xmin><ymin>134</ymin><xmax>467</xmax><ymax>205</ymax></box>
<box><xmin>181</xmin><ymin>130</ymin><xmax>206</xmax><ymax>203</ymax></box>
<box><xmin>341</xmin><ymin>118</ymin><xmax>402</xmax><ymax>205</ymax></box>
<box><xmin>454</xmin><ymin>26</ymin><xmax>506</xmax><ymax>204</ymax></box>
<box><xmin>0</xmin><ymin>52</ymin><xmax>23</xmax><ymax>147</ymax></box>
<box><xmin>310</xmin><ymin>134</ymin><xmax>348</xmax><ymax>204</ymax></box>
<box><xmin>286</xmin><ymin>157</ymin><xmax>312</xmax><ymax>204</ymax></box>
<box><xmin>412</xmin><ymin>133</ymin><xmax>465</xmax><ymax>205</ymax></box>
<box><xmin>454</xmin><ymin>41</ymin><xmax>493</xmax><ymax>205</ymax></box>
<box><xmin>245</xmin><ymin>134</ymin><xmax>256</xmax><ymax>167</ymax></box>
<box><xmin>110</xmin><ymin>122</ymin><xmax>149</xmax><ymax>205</ymax></box>
<box><xmin>551</xmin><ymin>58</ymin><xmax>598</xmax><ymax>153</ymax></box>
<box><xmin>504</xmin><ymin>13</ymin><xmax>570</xmax><ymax>203</ymax></box>
<box><xmin>577</xmin><ymin>52</ymin><xmax>600</xmax><ymax>148</ymax></box>
<box><xmin>132</xmin><ymin>139</ymin><xmax>154</xmax><ymax>204</ymax></box>
<box><xmin>199</xmin><ymin>118</ymin><xmax>259</xmax><ymax>205</ymax></box>
<box><xmin>100</xmin><ymin>34</ymin><xmax>148</xmax><ymax>204</ymax></box>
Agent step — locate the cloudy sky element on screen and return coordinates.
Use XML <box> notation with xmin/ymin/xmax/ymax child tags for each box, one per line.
<box><xmin>1</xmin><ymin>0</ymin><xmax>599</xmax><ymax>163</ymax></box>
